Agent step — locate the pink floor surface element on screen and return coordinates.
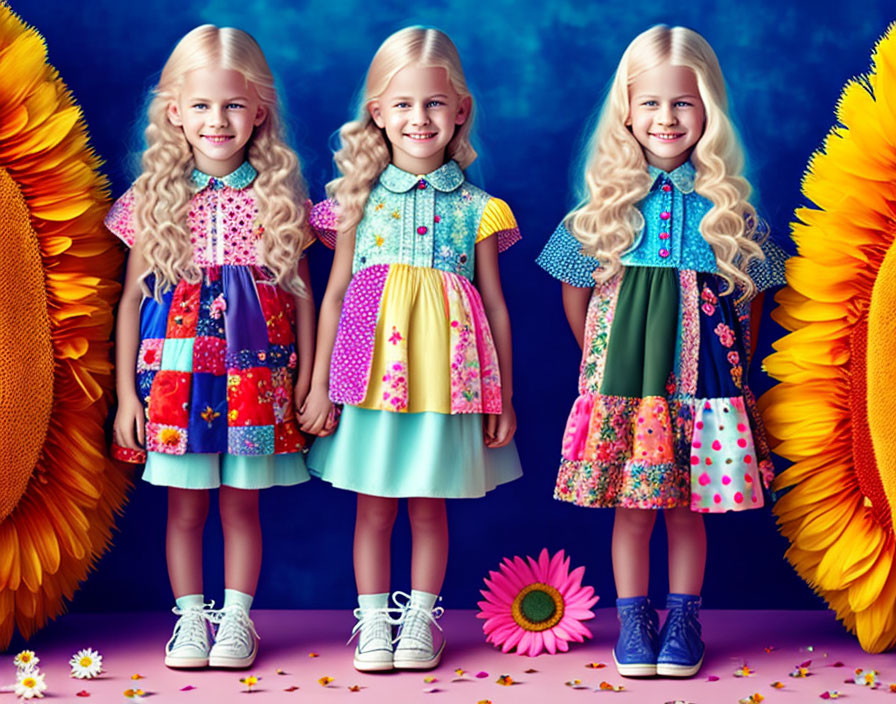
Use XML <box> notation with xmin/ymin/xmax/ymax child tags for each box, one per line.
<box><xmin>3</xmin><ymin>609</ymin><xmax>895</xmax><ymax>703</ymax></box>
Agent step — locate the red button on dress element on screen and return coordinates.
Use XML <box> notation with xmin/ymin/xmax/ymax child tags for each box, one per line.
<box><xmin>659</xmin><ymin>232</ymin><xmax>670</xmax><ymax>239</ymax></box>
<box><xmin>662</xmin><ymin>184</ymin><xmax>672</xmax><ymax>192</ymax></box>
<box><xmin>417</xmin><ymin>180</ymin><xmax>427</xmax><ymax>189</ymax></box>
<box><xmin>417</xmin><ymin>226</ymin><xmax>428</xmax><ymax>235</ymax></box>
<box><xmin>660</xmin><ymin>211</ymin><xmax>671</xmax><ymax>220</ymax></box>
<box><xmin>659</xmin><ymin>248</ymin><xmax>670</xmax><ymax>258</ymax></box>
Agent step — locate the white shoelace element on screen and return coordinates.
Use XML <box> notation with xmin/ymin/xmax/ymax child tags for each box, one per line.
<box><xmin>169</xmin><ymin>603</ymin><xmax>214</xmax><ymax>652</ymax></box>
<box><xmin>392</xmin><ymin>591</ymin><xmax>444</xmax><ymax>651</ymax></box>
<box><xmin>349</xmin><ymin>607</ymin><xmax>401</xmax><ymax>652</ymax></box>
<box><xmin>210</xmin><ymin>605</ymin><xmax>259</xmax><ymax>654</ymax></box>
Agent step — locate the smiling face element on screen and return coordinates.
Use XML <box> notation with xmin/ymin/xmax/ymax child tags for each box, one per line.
<box><xmin>368</xmin><ymin>64</ymin><xmax>471</xmax><ymax>175</ymax></box>
<box><xmin>167</xmin><ymin>66</ymin><xmax>267</xmax><ymax>177</ymax></box>
<box><xmin>627</xmin><ymin>61</ymin><xmax>705</xmax><ymax>172</ymax></box>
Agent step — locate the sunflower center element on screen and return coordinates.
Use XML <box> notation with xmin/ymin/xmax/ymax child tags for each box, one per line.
<box><xmin>511</xmin><ymin>583</ymin><xmax>564</xmax><ymax>632</ymax></box>
<box><xmin>0</xmin><ymin>168</ymin><xmax>54</xmax><ymax>522</ymax></box>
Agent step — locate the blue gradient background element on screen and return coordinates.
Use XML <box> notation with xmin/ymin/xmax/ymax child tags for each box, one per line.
<box><xmin>8</xmin><ymin>1</ymin><xmax>894</xmax><ymax>616</ymax></box>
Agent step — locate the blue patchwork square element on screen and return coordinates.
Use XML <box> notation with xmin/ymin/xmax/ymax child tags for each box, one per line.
<box><xmin>187</xmin><ymin>373</ymin><xmax>228</xmax><ymax>453</ymax></box>
<box><xmin>228</xmin><ymin>425</ymin><xmax>275</xmax><ymax>456</ymax></box>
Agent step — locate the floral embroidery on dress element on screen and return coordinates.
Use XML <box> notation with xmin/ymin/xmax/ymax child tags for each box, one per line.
<box><xmin>678</xmin><ymin>271</ymin><xmax>700</xmax><ymax>396</ymax></box>
<box><xmin>580</xmin><ymin>277</ymin><xmax>619</xmax><ymax>394</ymax></box>
<box><xmin>209</xmin><ymin>293</ymin><xmax>227</xmax><ymax>319</ymax></box>
<box><xmin>389</xmin><ymin>326</ymin><xmax>403</xmax><ymax>345</ymax></box>
<box><xmin>381</xmin><ymin>360</ymin><xmax>408</xmax><ymax>410</ymax></box>
<box><xmin>714</xmin><ymin>322</ymin><xmax>735</xmax><ymax>348</ymax></box>
<box><xmin>700</xmin><ymin>284</ymin><xmax>718</xmax><ymax>316</ymax></box>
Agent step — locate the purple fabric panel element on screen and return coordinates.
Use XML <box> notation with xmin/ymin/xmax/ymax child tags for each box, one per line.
<box><xmin>329</xmin><ymin>264</ymin><xmax>390</xmax><ymax>405</ymax></box>
<box><xmin>222</xmin><ymin>266</ymin><xmax>269</xmax><ymax>361</ymax></box>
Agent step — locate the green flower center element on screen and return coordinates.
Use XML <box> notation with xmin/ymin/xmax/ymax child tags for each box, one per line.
<box><xmin>520</xmin><ymin>589</ymin><xmax>556</xmax><ymax>623</ymax></box>
<box><xmin>511</xmin><ymin>582</ymin><xmax>565</xmax><ymax>632</ymax></box>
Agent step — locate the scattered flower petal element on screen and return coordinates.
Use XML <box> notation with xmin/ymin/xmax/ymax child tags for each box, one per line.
<box><xmin>423</xmin><ymin>676</ymin><xmax>437</xmax><ymax>683</ymax></box>
<box><xmin>423</xmin><ymin>687</ymin><xmax>441</xmax><ymax>694</ymax></box>
<box><xmin>275</xmin><ymin>669</ymin><xmax>286</xmax><ymax>675</ymax></box>
<box><xmin>565</xmin><ymin>679</ymin><xmax>588</xmax><ymax>689</ymax></box>
<box><xmin>318</xmin><ymin>676</ymin><xmax>334</xmax><ymax>687</ymax></box>
<box><xmin>890</xmin><ymin>683</ymin><xmax>896</xmax><ymax>692</ymax></box>
<box><xmin>180</xmin><ymin>685</ymin><xmax>195</xmax><ymax>691</ymax></box>
<box><xmin>240</xmin><ymin>675</ymin><xmax>259</xmax><ymax>691</ymax></box>
<box><xmin>790</xmin><ymin>666</ymin><xmax>811</xmax><ymax>678</ymax></box>
<box><xmin>130</xmin><ymin>675</ymin><xmax>144</xmax><ymax>680</ymax></box>
<box><xmin>735</xmin><ymin>665</ymin><xmax>755</xmax><ymax>677</ymax></box>
<box><xmin>348</xmin><ymin>685</ymin><xmax>361</xmax><ymax>692</ymax></box>
<box><xmin>524</xmin><ymin>668</ymin><xmax>538</xmax><ymax>673</ymax></box>
<box><xmin>738</xmin><ymin>695</ymin><xmax>764</xmax><ymax>704</ymax></box>
<box><xmin>76</xmin><ymin>691</ymin><xmax>90</xmax><ymax>697</ymax></box>
<box><xmin>475</xmin><ymin>671</ymin><xmax>488</xmax><ymax>678</ymax></box>
<box><xmin>707</xmin><ymin>675</ymin><xmax>720</xmax><ymax>682</ymax></box>
<box><xmin>664</xmin><ymin>700</ymin><xmax>695</xmax><ymax>704</ymax></box>
<box><xmin>831</xmin><ymin>662</ymin><xmax>844</xmax><ymax>668</ymax></box>
<box><xmin>853</xmin><ymin>668</ymin><xmax>879</xmax><ymax>687</ymax></box>
<box><xmin>763</xmin><ymin>646</ymin><xmax>777</xmax><ymax>653</ymax></box>
<box><xmin>496</xmin><ymin>674</ymin><xmax>513</xmax><ymax>686</ymax></box>
<box><xmin>477</xmin><ymin>700</ymin><xmax>493</xmax><ymax>704</ymax></box>
<box><xmin>771</xmin><ymin>681</ymin><xmax>784</xmax><ymax>689</ymax></box>
<box><xmin>308</xmin><ymin>653</ymin><xmax>319</xmax><ymax>658</ymax></box>
<box><xmin>597</xmin><ymin>681</ymin><xmax>624</xmax><ymax>691</ymax></box>
<box><xmin>284</xmin><ymin>686</ymin><xmax>299</xmax><ymax>692</ymax></box>
<box><xmin>820</xmin><ymin>692</ymin><xmax>842</xmax><ymax>700</ymax></box>
<box><xmin>477</xmin><ymin>548</ymin><xmax>599</xmax><ymax>656</ymax></box>
<box><xmin>586</xmin><ymin>662</ymin><xmax>607</xmax><ymax>669</ymax></box>
<box><xmin>123</xmin><ymin>689</ymin><xmax>146</xmax><ymax>700</ymax></box>
<box><xmin>69</xmin><ymin>648</ymin><xmax>103</xmax><ymax>679</ymax></box>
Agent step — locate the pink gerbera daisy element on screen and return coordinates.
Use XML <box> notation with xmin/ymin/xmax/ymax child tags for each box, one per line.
<box><xmin>477</xmin><ymin>548</ymin><xmax>599</xmax><ymax>656</ymax></box>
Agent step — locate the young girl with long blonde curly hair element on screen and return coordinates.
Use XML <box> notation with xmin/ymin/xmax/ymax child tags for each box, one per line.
<box><xmin>537</xmin><ymin>25</ymin><xmax>785</xmax><ymax>678</ymax></box>
<box><xmin>108</xmin><ymin>24</ymin><xmax>315</xmax><ymax>670</ymax></box>
<box><xmin>302</xmin><ymin>25</ymin><xmax>522</xmax><ymax>672</ymax></box>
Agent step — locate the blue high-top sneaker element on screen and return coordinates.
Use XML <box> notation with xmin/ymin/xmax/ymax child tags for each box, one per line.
<box><xmin>656</xmin><ymin>593</ymin><xmax>705</xmax><ymax>677</ymax></box>
<box><xmin>612</xmin><ymin>596</ymin><xmax>659</xmax><ymax>677</ymax></box>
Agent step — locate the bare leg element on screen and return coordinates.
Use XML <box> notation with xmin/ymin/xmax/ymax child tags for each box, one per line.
<box><xmin>612</xmin><ymin>508</ymin><xmax>658</xmax><ymax>598</ymax></box>
<box><xmin>664</xmin><ymin>507</ymin><xmax>706</xmax><ymax>595</ymax></box>
<box><xmin>354</xmin><ymin>493</ymin><xmax>399</xmax><ymax>594</ymax></box>
<box><xmin>219</xmin><ymin>486</ymin><xmax>262</xmax><ymax>595</ymax></box>
<box><xmin>166</xmin><ymin>488</ymin><xmax>210</xmax><ymax>598</ymax></box>
<box><xmin>408</xmin><ymin>498</ymin><xmax>448</xmax><ymax>594</ymax></box>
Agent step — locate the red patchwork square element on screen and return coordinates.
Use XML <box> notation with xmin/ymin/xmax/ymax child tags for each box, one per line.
<box><xmin>194</xmin><ymin>336</ymin><xmax>226</xmax><ymax>374</ymax></box>
<box><xmin>226</xmin><ymin>367</ymin><xmax>274</xmax><ymax>426</ymax></box>
<box><xmin>256</xmin><ymin>282</ymin><xmax>294</xmax><ymax>345</ymax></box>
<box><xmin>275</xmin><ymin>420</ymin><xmax>306</xmax><ymax>453</ymax></box>
<box><xmin>166</xmin><ymin>281</ymin><xmax>202</xmax><ymax>338</ymax></box>
<box><xmin>147</xmin><ymin>370</ymin><xmax>191</xmax><ymax>426</ymax></box>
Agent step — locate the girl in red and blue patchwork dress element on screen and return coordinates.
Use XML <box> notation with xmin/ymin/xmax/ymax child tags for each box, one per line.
<box><xmin>537</xmin><ymin>25</ymin><xmax>786</xmax><ymax>679</ymax></box>
<box><xmin>109</xmin><ymin>25</ymin><xmax>314</xmax><ymax>670</ymax></box>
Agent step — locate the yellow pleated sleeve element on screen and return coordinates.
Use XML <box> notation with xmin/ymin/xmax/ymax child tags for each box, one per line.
<box><xmin>475</xmin><ymin>197</ymin><xmax>517</xmax><ymax>244</ymax></box>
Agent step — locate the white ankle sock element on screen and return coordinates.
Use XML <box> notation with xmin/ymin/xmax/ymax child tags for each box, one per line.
<box><xmin>223</xmin><ymin>588</ymin><xmax>253</xmax><ymax>612</ymax></box>
<box><xmin>409</xmin><ymin>589</ymin><xmax>439</xmax><ymax>611</ymax></box>
<box><xmin>175</xmin><ymin>593</ymin><xmax>204</xmax><ymax>610</ymax></box>
<box><xmin>358</xmin><ymin>593</ymin><xmax>389</xmax><ymax>610</ymax></box>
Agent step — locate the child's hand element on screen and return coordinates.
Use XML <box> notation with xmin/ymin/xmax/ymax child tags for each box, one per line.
<box><xmin>483</xmin><ymin>404</ymin><xmax>517</xmax><ymax>448</ymax></box>
<box><xmin>299</xmin><ymin>386</ymin><xmax>339</xmax><ymax>436</ymax></box>
<box><xmin>113</xmin><ymin>393</ymin><xmax>145</xmax><ymax>450</ymax></box>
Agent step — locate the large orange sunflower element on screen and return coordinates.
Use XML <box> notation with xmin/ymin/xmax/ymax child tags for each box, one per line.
<box><xmin>760</xmin><ymin>22</ymin><xmax>896</xmax><ymax>653</ymax></box>
<box><xmin>0</xmin><ymin>3</ymin><xmax>128</xmax><ymax>647</ymax></box>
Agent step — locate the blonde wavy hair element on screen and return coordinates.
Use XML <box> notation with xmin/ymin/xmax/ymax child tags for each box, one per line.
<box><xmin>327</xmin><ymin>26</ymin><xmax>476</xmax><ymax>240</ymax></box>
<box><xmin>568</xmin><ymin>25</ymin><xmax>764</xmax><ymax>296</ymax></box>
<box><xmin>133</xmin><ymin>24</ymin><xmax>308</xmax><ymax>297</ymax></box>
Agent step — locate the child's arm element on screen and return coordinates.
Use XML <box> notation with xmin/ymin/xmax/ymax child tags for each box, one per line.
<box><xmin>298</xmin><ymin>231</ymin><xmax>354</xmax><ymax>436</ymax></box>
<box><xmin>293</xmin><ymin>256</ymin><xmax>316</xmax><ymax>412</ymax></box>
<box><xmin>475</xmin><ymin>234</ymin><xmax>516</xmax><ymax>448</ymax></box>
<box><xmin>562</xmin><ymin>282</ymin><xmax>592</xmax><ymax>350</ymax></box>
<box><xmin>112</xmin><ymin>241</ymin><xmax>148</xmax><ymax>450</ymax></box>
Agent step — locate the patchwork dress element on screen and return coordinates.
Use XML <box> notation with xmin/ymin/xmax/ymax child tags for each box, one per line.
<box><xmin>105</xmin><ymin>162</ymin><xmax>311</xmax><ymax>490</ymax></box>
<box><xmin>536</xmin><ymin>161</ymin><xmax>786</xmax><ymax>513</ymax></box>
<box><xmin>307</xmin><ymin>160</ymin><xmax>523</xmax><ymax>498</ymax></box>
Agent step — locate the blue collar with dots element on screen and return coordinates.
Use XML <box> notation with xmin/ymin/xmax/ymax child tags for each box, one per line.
<box><xmin>379</xmin><ymin>160</ymin><xmax>465</xmax><ymax>193</ymax></box>
<box><xmin>190</xmin><ymin>161</ymin><xmax>258</xmax><ymax>190</ymax></box>
<box><xmin>647</xmin><ymin>161</ymin><xmax>696</xmax><ymax>194</ymax></box>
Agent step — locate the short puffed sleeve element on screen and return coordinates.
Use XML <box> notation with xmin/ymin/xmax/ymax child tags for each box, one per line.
<box><xmin>536</xmin><ymin>222</ymin><xmax>600</xmax><ymax>288</ymax></box>
<box><xmin>310</xmin><ymin>198</ymin><xmax>338</xmax><ymax>250</ymax></box>
<box><xmin>104</xmin><ymin>187</ymin><xmax>137</xmax><ymax>247</ymax></box>
<box><xmin>475</xmin><ymin>198</ymin><xmax>522</xmax><ymax>252</ymax></box>
<box><xmin>747</xmin><ymin>236</ymin><xmax>789</xmax><ymax>292</ymax></box>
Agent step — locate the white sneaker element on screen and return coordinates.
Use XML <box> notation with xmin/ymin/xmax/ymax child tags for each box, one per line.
<box><xmin>208</xmin><ymin>604</ymin><xmax>259</xmax><ymax>669</ymax></box>
<box><xmin>392</xmin><ymin>591</ymin><xmax>445</xmax><ymax>670</ymax></box>
<box><xmin>350</xmin><ymin>606</ymin><xmax>398</xmax><ymax>672</ymax></box>
<box><xmin>165</xmin><ymin>603</ymin><xmax>214</xmax><ymax>668</ymax></box>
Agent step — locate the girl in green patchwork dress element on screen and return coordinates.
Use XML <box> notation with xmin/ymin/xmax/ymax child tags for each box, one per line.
<box><xmin>537</xmin><ymin>25</ymin><xmax>786</xmax><ymax>679</ymax></box>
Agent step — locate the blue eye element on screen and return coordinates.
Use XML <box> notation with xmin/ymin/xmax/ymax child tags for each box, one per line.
<box><xmin>192</xmin><ymin>103</ymin><xmax>208</xmax><ymax>110</ymax></box>
<box><xmin>426</xmin><ymin>100</ymin><xmax>445</xmax><ymax>108</ymax></box>
<box><xmin>642</xmin><ymin>100</ymin><xmax>658</xmax><ymax>107</ymax></box>
<box><xmin>395</xmin><ymin>101</ymin><xmax>411</xmax><ymax>109</ymax></box>
<box><xmin>675</xmin><ymin>101</ymin><xmax>693</xmax><ymax>108</ymax></box>
<box><xmin>227</xmin><ymin>103</ymin><xmax>245</xmax><ymax>110</ymax></box>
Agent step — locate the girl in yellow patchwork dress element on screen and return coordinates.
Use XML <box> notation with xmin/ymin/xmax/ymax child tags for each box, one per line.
<box><xmin>302</xmin><ymin>26</ymin><xmax>522</xmax><ymax>672</ymax></box>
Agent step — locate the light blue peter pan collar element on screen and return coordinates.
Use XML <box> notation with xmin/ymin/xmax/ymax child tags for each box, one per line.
<box><xmin>647</xmin><ymin>160</ymin><xmax>696</xmax><ymax>194</ymax></box>
<box><xmin>190</xmin><ymin>161</ymin><xmax>258</xmax><ymax>190</ymax></box>
<box><xmin>379</xmin><ymin>160</ymin><xmax>465</xmax><ymax>193</ymax></box>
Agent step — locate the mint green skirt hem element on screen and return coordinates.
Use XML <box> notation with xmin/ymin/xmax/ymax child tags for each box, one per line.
<box><xmin>143</xmin><ymin>451</ymin><xmax>311</xmax><ymax>490</ymax></box>
<box><xmin>307</xmin><ymin>405</ymin><xmax>523</xmax><ymax>498</ymax></box>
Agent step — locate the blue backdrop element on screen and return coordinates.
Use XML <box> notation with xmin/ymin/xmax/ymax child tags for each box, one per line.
<box><xmin>8</xmin><ymin>0</ymin><xmax>894</xmax><ymax>615</ymax></box>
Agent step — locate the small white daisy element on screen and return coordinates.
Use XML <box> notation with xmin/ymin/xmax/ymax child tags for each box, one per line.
<box><xmin>13</xmin><ymin>650</ymin><xmax>39</xmax><ymax>671</ymax></box>
<box><xmin>14</xmin><ymin>670</ymin><xmax>47</xmax><ymax>699</ymax></box>
<box><xmin>69</xmin><ymin>648</ymin><xmax>103</xmax><ymax>679</ymax></box>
